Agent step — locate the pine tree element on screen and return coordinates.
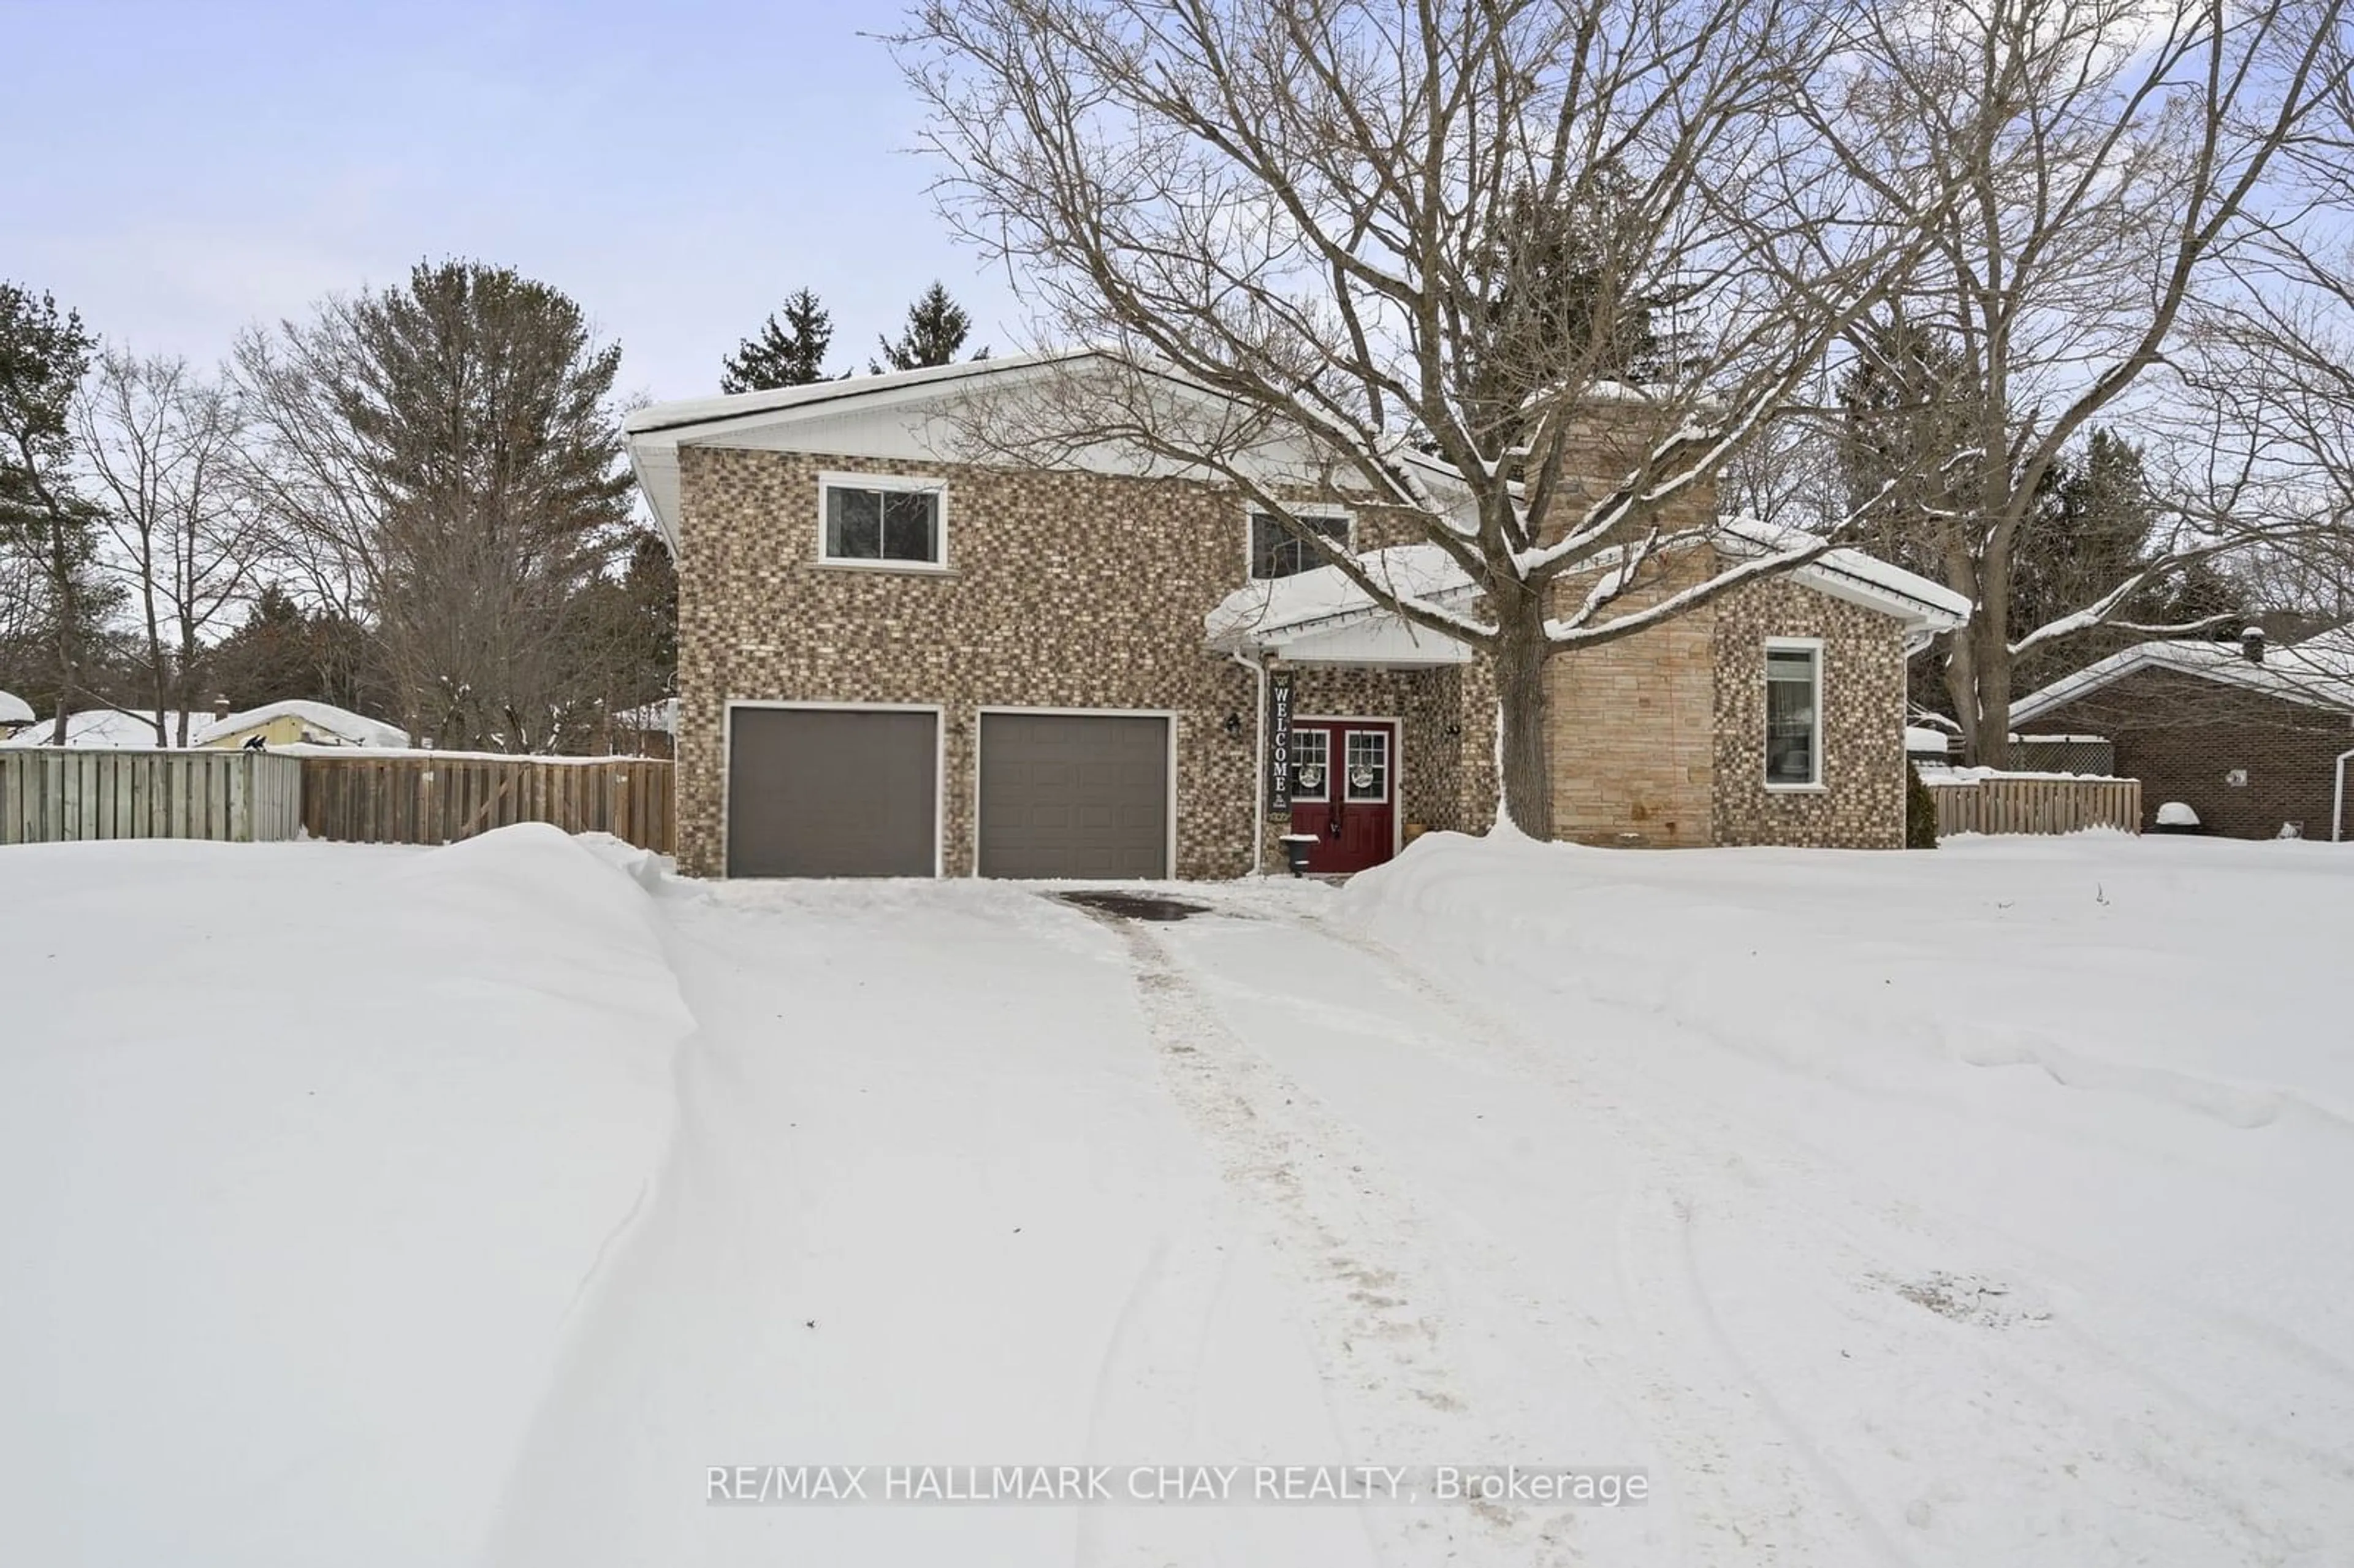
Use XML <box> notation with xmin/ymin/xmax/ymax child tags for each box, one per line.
<box><xmin>0</xmin><ymin>283</ymin><xmax>108</xmax><ymax>739</ymax></box>
<box><xmin>204</xmin><ymin>584</ymin><xmax>380</xmax><ymax>713</ymax></box>
<box><xmin>874</xmin><ymin>282</ymin><xmax>983</xmax><ymax>371</ymax></box>
<box><xmin>2010</xmin><ymin>430</ymin><xmax>2244</xmax><ymax>694</ymax></box>
<box><xmin>343</xmin><ymin>260</ymin><xmax>635</xmax><ymax>750</ymax></box>
<box><xmin>721</xmin><ymin>288</ymin><xmax>833</xmax><ymax>392</ymax></box>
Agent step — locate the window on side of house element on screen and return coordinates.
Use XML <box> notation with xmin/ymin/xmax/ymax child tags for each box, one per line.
<box><xmin>1248</xmin><ymin>510</ymin><xmax>1352</xmax><ymax>579</ymax></box>
<box><xmin>821</xmin><ymin>478</ymin><xmax>945</xmax><ymax>566</ymax></box>
<box><xmin>1764</xmin><ymin>641</ymin><xmax>1823</xmax><ymax>788</ymax></box>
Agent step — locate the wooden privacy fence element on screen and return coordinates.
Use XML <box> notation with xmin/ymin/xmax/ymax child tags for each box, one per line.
<box><xmin>1</xmin><ymin>748</ymin><xmax>303</xmax><ymax>845</ymax></box>
<box><xmin>300</xmin><ymin>753</ymin><xmax>674</xmax><ymax>853</ymax></box>
<box><xmin>1925</xmin><ymin>773</ymin><xmax>2143</xmax><ymax>837</ymax></box>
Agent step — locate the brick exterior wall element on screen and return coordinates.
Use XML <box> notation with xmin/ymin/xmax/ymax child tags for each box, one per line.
<box><xmin>1259</xmin><ymin>665</ymin><xmax>1477</xmax><ymax>864</ymax></box>
<box><xmin>1545</xmin><ymin>551</ymin><xmax>1718</xmax><ymax>847</ymax></box>
<box><xmin>674</xmin><ymin>441</ymin><xmax>1912</xmax><ymax>875</ymax></box>
<box><xmin>674</xmin><ymin>446</ymin><xmax>1266</xmax><ymax>878</ymax></box>
<box><xmin>1710</xmin><ymin>576</ymin><xmax>1910</xmax><ymax>849</ymax></box>
<box><xmin>2025</xmin><ymin>667</ymin><xmax>2354</xmax><ymax>839</ymax></box>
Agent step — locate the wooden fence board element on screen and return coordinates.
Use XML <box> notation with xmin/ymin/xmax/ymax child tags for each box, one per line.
<box><xmin>295</xmin><ymin>753</ymin><xmax>673</xmax><ymax>853</ymax></box>
<box><xmin>0</xmin><ymin>749</ymin><xmax>305</xmax><ymax>846</ymax></box>
<box><xmin>1926</xmin><ymin>774</ymin><xmax>2142</xmax><ymax>838</ymax></box>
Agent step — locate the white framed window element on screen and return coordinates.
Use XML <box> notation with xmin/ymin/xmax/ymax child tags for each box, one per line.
<box><xmin>1289</xmin><ymin>728</ymin><xmax>1331</xmax><ymax>801</ymax></box>
<box><xmin>1764</xmin><ymin>638</ymin><xmax>1824</xmax><ymax>790</ymax></box>
<box><xmin>1248</xmin><ymin>508</ymin><xmax>1352</xmax><ymax>580</ymax></box>
<box><xmin>1343</xmin><ymin>728</ymin><xmax>1390</xmax><ymax>802</ymax></box>
<box><xmin>818</xmin><ymin>473</ymin><xmax>947</xmax><ymax>568</ymax></box>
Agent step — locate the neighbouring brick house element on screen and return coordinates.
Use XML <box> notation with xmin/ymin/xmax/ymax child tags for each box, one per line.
<box><xmin>624</xmin><ymin>352</ymin><xmax>1969</xmax><ymax>879</ymax></box>
<box><xmin>2011</xmin><ymin>627</ymin><xmax>2354</xmax><ymax>840</ymax></box>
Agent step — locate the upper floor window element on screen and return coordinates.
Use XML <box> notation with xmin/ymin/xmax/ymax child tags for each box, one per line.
<box><xmin>1248</xmin><ymin>509</ymin><xmax>1352</xmax><ymax>580</ymax></box>
<box><xmin>1764</xmin><ymin>639</ymin><xmax>1823</xmax><ymax>789</ymax></box>
<box><xmin>821</xmin><ymin>475</ymin><xmax>945</xmax><ymax>567</ymax></box>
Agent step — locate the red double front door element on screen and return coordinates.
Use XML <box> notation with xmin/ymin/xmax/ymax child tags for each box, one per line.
<box><xmin>1284</xmin><ymin>719</ymin><xmax>1397</xmax><ymax>873</ymax></box>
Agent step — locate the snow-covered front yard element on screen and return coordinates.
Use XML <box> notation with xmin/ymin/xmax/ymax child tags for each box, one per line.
<box><xmin>2</xmin><ymin>827</ymin><xmax>2347</xmax><ymax>1566</ymax></box>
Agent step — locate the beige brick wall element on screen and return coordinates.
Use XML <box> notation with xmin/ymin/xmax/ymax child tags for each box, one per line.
<box><xmin>674</xmin><ymin>446</ymin><xmax>1268</xmax><ymax>878</ymax></box>
<box><xmin>1544</xmin><ymin>553</ymin><xmax>1718</xmax><ymax>847</ymax></box>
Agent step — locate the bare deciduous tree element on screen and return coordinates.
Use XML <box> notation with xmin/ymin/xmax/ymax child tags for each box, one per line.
<box><xmin>894</xmin><ymin>0</ymin><xmax>1949</xmax><ymax>834</ymax></box>
<box><xmin>75</xmin><ymin>351</ymin><xmax>265</xmax><ymax>743</ymax></box>
<box><xmin>1827</xmin><ymin>0</ymin><xmax>2349</xmax><ymax>763</ymax></box>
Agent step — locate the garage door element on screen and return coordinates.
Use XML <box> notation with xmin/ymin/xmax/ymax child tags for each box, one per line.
<box><xmin>726</xmin><ymin>707</ymin><xmax>936</xmax><ymax>877</ymax></box>
<box><xmin>978</xmin><ymin>712</ymin><xmax>1170</xmax><ymax>879</ymax></box>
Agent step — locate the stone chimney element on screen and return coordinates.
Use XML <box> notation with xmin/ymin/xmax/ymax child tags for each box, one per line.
<box><xmin>2240</xmin><ymin>626</ymin><xmax>2266</xmax><ymax>664</ymax></box>
<box><xmin>213</xmin><ymin>693</ymin><xmax>232</xmax><ymax>721</ymax></box>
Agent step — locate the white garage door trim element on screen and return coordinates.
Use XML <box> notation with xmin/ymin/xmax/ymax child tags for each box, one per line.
<box><xmin>722</xmin><ymin>699</ymin><xmax>945</xmax><ymax>878</ymax></box>
<box><xmin>972</xmin><ymin>706</ymin><xmax>1179</xmax><ymax>879</ymax></box>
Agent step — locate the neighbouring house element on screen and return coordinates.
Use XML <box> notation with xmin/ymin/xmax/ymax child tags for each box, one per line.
<box><xmin>0</xmin><ymin>690</ymin><xmax>31</xmax><ymax>739</ymax></box>
<box><xmin>2010</xmin><ymin>626</ymin><xmax>2354</xmax><ymax>840</ymax></box>
<box><xmin>1</xmin><ymin>699</ymin><xmax>409</xmax><ymax>752</ymax></box>
<box><xmin>0</xmin><ymin>710</ymin><xmax>213</xmax><ymax>749</ymax></box>
<box><xmin>194</xmin><ymin>699</ymin><xmax>411</xmax><ymax>752</ymax></box>
<box><xmin>611</xmin><ymin>698</ymin><xmax>679</xmax><ymax>760</ymax></box>
<box><xmin>624</xmin><ymin>351</ymin><xmax>1971</xmax><ymax>880</ymax></box>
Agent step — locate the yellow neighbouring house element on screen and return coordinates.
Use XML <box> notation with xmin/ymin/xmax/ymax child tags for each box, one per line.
<box><xmin>194</xmin><ymin>700</ymin><xmax>412</xmax><ymax>752</ymax></box>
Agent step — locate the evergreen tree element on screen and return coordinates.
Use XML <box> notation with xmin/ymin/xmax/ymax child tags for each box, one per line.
<box><xmin>1836</xmin><ymin>322</ymin><xmax>1975</xmax><ymax>584</ymax></box>
<box><xmin>1458</xmin><ymin>182</ymin><xmax>1662</xmax><ymax>455</ymax></box>
<box><xmin>0</xmin><ymin>283</ymin><xmax>109</xmax><ymax>739</ymax></box>
<box><xmin>340</xmin><ymin>260</ymin><xmax>635</xmax><ymax>750</ymax></box>
<box><xmin>2010</xmin><ymin>430</ymin><xmax>2244</xmax><ymax>693</ymax></box>
<box><xmin>721</xmin><ymin>288</ymin><xmax>834</xmax><ymax>392</ymax></box>
<box><xmin>874</xmin><ymin>282</ymin><xmax>983</xmax><ymax>371</ymax></box>
<box><xmin>204</xmin><ymin>584</ymin><xmax>379</xmax><ymax>710</ymax></box>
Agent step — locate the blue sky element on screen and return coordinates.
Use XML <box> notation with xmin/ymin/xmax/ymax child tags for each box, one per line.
<box><xmin>2</xmin><ymin>0</ymin><xmax>1019</xmax><ymax>403</ymax></box>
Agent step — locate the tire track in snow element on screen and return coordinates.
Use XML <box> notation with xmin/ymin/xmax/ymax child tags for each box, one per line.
<box><xmin>1282</xmin><ymin>907</ymin><xmax>1921</xmax><ymax>1566</ymax></box>
<box><xmin>1100</xmin><ymin>913</ymin><xmax>1587</xmax><ymax>1567</ymax></box>
<box><xmin>1288</xmin><ymin>904</ymin><xmax>2354</xmax><ymax>1565</ymax></box>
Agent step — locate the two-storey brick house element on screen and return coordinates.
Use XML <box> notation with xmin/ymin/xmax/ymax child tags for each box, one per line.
<box><xmin>625</xmin><ymin>352</ymin><xmax>1968</xmax><ymax>878</ymax></box>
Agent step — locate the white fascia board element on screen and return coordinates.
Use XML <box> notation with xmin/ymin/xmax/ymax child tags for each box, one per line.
<box><xmin>630</xmin><ymin>444</ymin><xmax>682</xmax><ymax>556</ymax></box>
<box><xmin>1788</xmin><ymin>561</ymin><xmax>1969</xmax><ymax>635</ymax></box>
<box><xmin>1271</xmin><ymin>616</ymin><xmax>1474</xmax><ymax>665</ymax></box>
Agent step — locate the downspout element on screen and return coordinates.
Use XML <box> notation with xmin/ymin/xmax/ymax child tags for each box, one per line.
<box><xmin>1230</xmin><ymin>648</ymin><xmax>1268</xmax><ymax>876</ymax></box>
<box><xmin>2335</xmin><ymin>745</ymin><xmax>2354</xmax><ymax>843</ymax></box>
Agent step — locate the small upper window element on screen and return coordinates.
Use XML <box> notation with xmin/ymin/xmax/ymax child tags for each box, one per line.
<box><xmin>823</xmin><ymin>480</ymin><xmax>943</xmax><ymax>566</ymax></box>
<box><xmin>1765</xmin><ymin>642</ymin><xmax>1822</xmax><ymax>788</ymax></box>
<box><xmin>1249</xmin><ymin>511</ymin><xmax>1351</xmax><ymax>579</ymax></box>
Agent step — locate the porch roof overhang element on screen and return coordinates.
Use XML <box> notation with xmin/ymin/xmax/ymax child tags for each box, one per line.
<box><xmin>1259</xmin><ymin>616</ymin><xmax>1475</xmax><ymax>666</ymax></box>
<box><xmin>1204</xmin><ymin>523</ymin><xmax>1971</xmax><ymax>668</ymax></box>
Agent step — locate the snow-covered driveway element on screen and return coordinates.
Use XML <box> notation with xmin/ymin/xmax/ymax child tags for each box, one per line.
<box><xmin>5</xmin><ymin>829</ymin><xmax>2349</xmax><ymax>1566</ymax></box>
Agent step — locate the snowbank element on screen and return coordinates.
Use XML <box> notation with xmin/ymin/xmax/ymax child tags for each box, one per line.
<box><xmin>0</xmin><ymin>826</ymin><xmax>693</xmax><ymax>1567</ymax></box>
<box><xmin>1330</xmin><ymin>829</ymin><xmax>2354</xmax><ymax>1560</ymax></box>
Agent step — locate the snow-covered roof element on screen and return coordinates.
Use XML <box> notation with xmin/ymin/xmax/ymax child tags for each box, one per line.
<box><xmin>0</xmin><ymin>709</ymin><xmax>209</xmax><ymax>748</ymax></box>
<box><xmin>1905</xmin><ymin>726</ymin><xmax>1952</xmax><ymax>754</ymax></box>
<box><xmin>622</xmin><ymin>351</ymin><xmax>1085</xmax><ymax>439</ymax></box>
<box><xmin>1713</xmin><ymin>518</ymin><xmax>1973</xmax><ymax>628</ymax></box>
<box><xmin>194</xmin><ymin>700</ymin><xmax>410</xmax><ymax>749</ymax></box>
<box><xmin>1205</xmin><ymin>522</ymin><xmax>1970</xmax><ymax>652</ymax></box>
<box><xmin>1205</xmin><ymin>544</ymin><xmax>1469</xmax><ymax>648</ymax></box>
<box><xmin>613</xmin><ymin>698</ymin><xmax>679</xmax><ymax>733</ymax></box>
<box><xmin>0</xmin><ymin>690</ymin><xmax>32</xmax><ymax>726</ymax></box>
<box><xmin>625</xmin><ymin>352</ymin><xmax>1105</xmax><ymax>551</ymax></box>
<box><xmin>2011</xmin><ymin>628</ymin><xmax>2354</xmax><ymax>725</ymax></box>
